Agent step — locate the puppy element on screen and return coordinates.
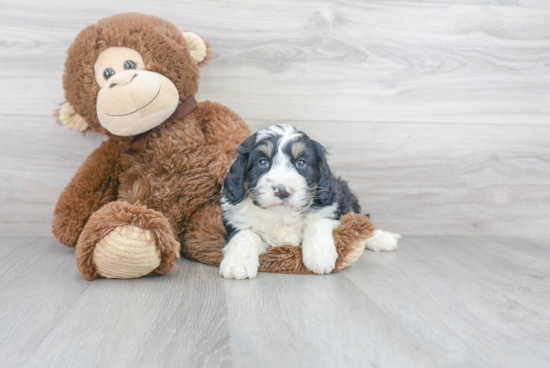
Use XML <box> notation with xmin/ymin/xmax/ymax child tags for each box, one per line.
<box><xmin>220</xmin><ymin>124</ymin><xmax>399</xmax><ymax>279</ymax></box>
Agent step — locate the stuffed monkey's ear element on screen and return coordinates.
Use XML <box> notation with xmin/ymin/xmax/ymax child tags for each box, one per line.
<box><xmin>57</xmin><ymin>102</ymin><xmax>89</xmax><ymax>132</ymax></box>
<box><xmin>181</xmin><ymin>31</ymin><xmax>211</xmax><ymax>66</ymax></box>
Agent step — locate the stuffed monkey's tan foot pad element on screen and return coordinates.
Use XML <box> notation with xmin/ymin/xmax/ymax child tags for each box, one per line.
<box><xmin>93</xmin><ymin>225</ymin><xmax>161</xmax><ymax>279</ymax></box>
<box><xmin>337</xmin><ymin>236</ymin><xmax>366</xmax><ymax>270</ymax></box>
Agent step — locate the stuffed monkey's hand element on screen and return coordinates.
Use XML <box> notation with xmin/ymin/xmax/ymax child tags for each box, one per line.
<box><xmin>52</xmin><ymin>139</ymin><xmax>125</xmax><ymax>248</ymax></box>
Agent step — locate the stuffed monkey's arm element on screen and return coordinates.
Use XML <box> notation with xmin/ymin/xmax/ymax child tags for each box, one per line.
<box><xmin>52</xmin><ymin>138</ymin><xmax>125</xmax><ymax>248</ymax></box>
<box><xmin>259</xmin><ymin>213</ymin><xmax>376</xmax><ymax>274</ymax></box>
<box><xmin>195</xmin><ymin>101</ymin><xmax>251</xmax><ymax>185</ymax></box>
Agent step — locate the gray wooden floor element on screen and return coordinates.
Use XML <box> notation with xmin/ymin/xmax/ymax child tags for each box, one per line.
<box><xmin>1</xmin><ymin>236</ymin><xmax>548</xmax><ymax>367</ymax></box>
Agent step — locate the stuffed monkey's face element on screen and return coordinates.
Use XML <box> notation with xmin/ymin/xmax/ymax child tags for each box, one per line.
<box><xmin>94</xmin><ymin>47</ymin><xmax>179</xmax><ymax>136</ymax></box>
<box><xmin>59</xmin><ymin>14</ymin><xmax>209</xmax><ymax>135</ymax></box>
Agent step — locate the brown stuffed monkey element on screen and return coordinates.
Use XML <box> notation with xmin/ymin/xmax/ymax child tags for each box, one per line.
<box><xmin>52</xmin><ymin>13</ymin><xmax>375</xmax><ymax>281</ymax></box>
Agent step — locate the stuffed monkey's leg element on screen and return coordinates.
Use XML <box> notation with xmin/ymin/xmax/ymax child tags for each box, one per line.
<box><xmin>181</xmin><ymin>205</ymin><xmax>226</xmax><ymax>266</ymax></box>
<box><xmin>259</xmin><ymin>213</ymin><xmax>376</xmax><ymax>274</ymax></box>
<box><xmin>182</xmin><ymin>206</ymin><xmax>376</xmax><ymax>275</ymax></box>
<box><xmin>75</xmin><ymin>201</ymin><xmax>180</xmax><ymax>281</ymax></box>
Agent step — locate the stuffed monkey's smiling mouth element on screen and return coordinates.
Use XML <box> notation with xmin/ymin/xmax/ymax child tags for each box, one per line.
<box><xmin>104</xmin><ymin>86</ymin><xmax>162</xmax><ymax>117</ymax></box>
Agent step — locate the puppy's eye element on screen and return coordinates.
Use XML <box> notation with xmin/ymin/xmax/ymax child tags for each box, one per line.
<box><xmin>124</xmin><ymin>60</ymin><xmax>136</xmax><ymax>70</ymax></box>
<box><xmin>103</xmin><ymin>68</ymin><xmax>115</xmax><ymax>79</ymax></box>
<box><xmin>258</xmin><ymin>159</ymin><xmax>269</xmax><ymax>168</ymax></box>
<box><xmin>296</xmin><ymin>159</ymin><xmax>307</xmax><ymax>168</ymax></box>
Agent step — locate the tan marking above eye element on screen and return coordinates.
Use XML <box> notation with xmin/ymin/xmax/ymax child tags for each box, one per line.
<box><xmin>257</xmin><ymin>141</ymin><xmax>274</xmax><ymax>159</ymax></box>
<box><xmin>94</xmin><ymin>47</ymin><xmax>146</xmax><ymax>88</ymax></box>
<box><xmin>291</xmin><ymin>141</ymin><xmax>305</xmax><ymax>159</ymax></box>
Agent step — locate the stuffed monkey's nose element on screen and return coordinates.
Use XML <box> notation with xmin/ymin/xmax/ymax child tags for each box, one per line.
<box><xmin>275</xmin><ymin>185</ymin><xmax>291</xmax><ymax>199</ymax></box>
<box><xmin>108</xmin><ymin>71</ymin><xmax>138</xmax><ymax>88</ymax></box>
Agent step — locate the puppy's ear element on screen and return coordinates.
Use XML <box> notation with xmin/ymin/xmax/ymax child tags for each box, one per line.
<box><xmin>312</xmin><ymin>140</ymin><xmax>334</xmax><ymax>206</ymax></box>
<box><xmin>223</xmin><ymin>134</ymin><xmax>257</xmax><ymax>205</ymax></box>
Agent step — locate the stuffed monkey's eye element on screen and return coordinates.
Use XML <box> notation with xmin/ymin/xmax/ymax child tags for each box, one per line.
<box><xmin>103</xmin><ymin>68</ymin><xmax>115</xmax><ymax>79</ymax></box>
<box><xmin>124</xmin><ymin>60</ymin><xmax>136</xmax><ymax>70</ymax></box>
<box><xmin>296</xmin><ymin>159</ymin><xmax>307</xmax><ymax>169</ymax></box>
<box><xmin>258</xmin><ymin>159</ymin><xmax>269</xmax><ymax>168</ymax></box>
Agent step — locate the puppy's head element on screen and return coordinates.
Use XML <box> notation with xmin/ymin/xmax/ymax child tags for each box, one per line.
<box><xmin>223</xmin><ymin>124</ymin><xmax>334</xmax><ymax>210</ymax></box>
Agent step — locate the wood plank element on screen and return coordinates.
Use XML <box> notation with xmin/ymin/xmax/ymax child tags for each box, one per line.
<box><xmin>0</xmin><ymin>115</ymin><xmax>106</xmax><ymax>236</ymax></box>
<box><xmin>439</xmin><ymin>236</ymin><xmax>550</xmax><ymax>315</ymax></box>
<box><xmin>0</xmin><ymin>237</ymin><xmax>91</xmax><ymax>367</ymax></box>
<box><xmin>23</xmin><ymin>258</ymin><xmax>231</xmax><ymax>367</ymax></box>
<box><xmin>345</xmin><ymin>236</ymin><xmax>550</xmax><ymax>367</ymax></box>
<box><xmin>1</xmin><ymin>236</ymin><xmax>549</xmax><ymax>366</ymax></box>
<box><xmin>4</xmin><ymin>115</ymin><xmax>548</xmax><ymax>236</ymax></box>
<box><xmin>1</xmin><ymin>0</ymin><xmax>549</xmax><ymax>236</ymax></box>
<box><xmin>247</xmin><ymin>120</ymin><xmax>550</xmax><ymax>236</ymax></box>
<box><xmin>222</xmin><ymin>270</ymin><xmax>447</xmax><ymax>367</ymax></box>
<box><xmin>389</xmin><ymin>0</ymin><xmax>550</xmax><ymax>8</ymax></box>
<box><xmin>0</xmin><ymin>0</ymin><xmax>549</xmax><ymax>124</ymax></box>
<box><xmin>0</xmin><ymin>237</ymin><xmax>231</xmax><ymax>367</ymax></box>
<box><xmin>0</xmin><ymin>236</ymin><xmax>231</xmax><ymax>367</ymax></box>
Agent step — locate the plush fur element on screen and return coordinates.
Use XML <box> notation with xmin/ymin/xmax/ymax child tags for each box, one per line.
<box><xmin>76</xmin><ymin>201</ymin><xmax>179</xmax><ymax>281</ymax></box>
<box><xmin>52</xmin><ymin>13</ymin><xmax>376</xmax><ymax>280</ymax></box>
<box><xmin>61</xmin><ymin>13</ymin><xmax>203</xmax><ymax>134</ymax></box>
<box><xmin>181</xmin><ymin>205</ymin><xmax>375</xmax><ymax>275</ymax></box>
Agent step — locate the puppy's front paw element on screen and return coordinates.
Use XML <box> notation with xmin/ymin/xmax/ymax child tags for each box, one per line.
<box><xmin>219</xmin><ymin>254</ymin><xmax>259</xmax><ymax>280</ymax></box>
<box><xmin>365</xmin><ymin>229</ymin><xmax>401</xmax><ymax>252</ymax></box>
<box><xmin>303</xmin><ymin>239</ymin><xmax>338</xmax><ymax>275</ymax></box>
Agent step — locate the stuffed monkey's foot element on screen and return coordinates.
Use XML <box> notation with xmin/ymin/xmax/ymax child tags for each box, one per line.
<box><xmin>92</xmin><ymin>225</ymin><xmax>160</xmax><ymax>279</ymax></box>
<box><xmin>333</xmin><ymin>213</ymin><xmax>376</xmax><ymax>271</ymax></box>
<box><xmin>258</xmin><ymin>213</ymin><xmax>376</xmax><ymax>274</ymax></box>
<box><xmin>75</xmin><ymin>201</ymin><xmax>180</xmax><ymax>281</ymax></box>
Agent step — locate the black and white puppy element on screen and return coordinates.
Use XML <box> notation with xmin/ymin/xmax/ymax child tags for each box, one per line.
<box><xmin>220</xmin><ymin>124</ymin><xmax>399</xmax><ymax>279</ymax></box>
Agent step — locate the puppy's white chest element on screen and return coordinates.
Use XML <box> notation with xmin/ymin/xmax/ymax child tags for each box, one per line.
<box><xmin>223</xmin><ymin>198</ymin><xmax>330</xmax><ymax>248</ymax></box>
<box><xmin>253</xmin><ymin>219</ymin><xmax>305</xmax><ymax>248</ymax></box>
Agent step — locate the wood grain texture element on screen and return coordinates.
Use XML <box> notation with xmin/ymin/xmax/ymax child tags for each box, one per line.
<box><xmin>247</xmin><ymin>120</ymin><xmax>550</xmax><ymax>236</ymax></box>
<box><xmin>393</xmin><ymin>0</ymin><xmax>550</xmax><ymax>8</ymax></box>
<box><xmin>2</xmin><ymin>115</ymin><xmax>549</xmax><ymax>236</ymax></box>
<box><xmin>0</xmin><ymin>0</ymin><xmax>549</xmax><ymax>236</ymax></box>
<box><xmin>223</xmin><ymin>273</ymin><xmax>438</xmax><ymax>367</ymax></box>
<box><xmin>0</xmin><ymin>237</ymin><xmax>92</xmax><ymax>367</ymax></box>
<box><xmin>0</xmin><ymin>235</ymin><xmax>549</xmax><ymax>367</ymax></box>
<box><xmin>0</xmin><ymin>237</ymin><xmax>231</xmax><ymax>368</ymax></box>
<box><xmin>0</xmin><ymin>0</ymin><xmax>549</xmax><ymax>123</ymax></box>
<box><xmin>344</xmin><ymin>236</ymin><xmax>550</xmax><ymax>367</ymax></box>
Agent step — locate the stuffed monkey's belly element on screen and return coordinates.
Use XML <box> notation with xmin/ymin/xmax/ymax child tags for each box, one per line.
<box><xmin>117</xmin><ymin>127</ymin><xmax>219</xmax><ymax>228</ymax></box>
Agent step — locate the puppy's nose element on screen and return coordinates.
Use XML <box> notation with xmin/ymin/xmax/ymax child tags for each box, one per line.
<box><xmin>275</xmin><ymin>185</ymin><xmax>291</xmax><ymax>199</ymax></box>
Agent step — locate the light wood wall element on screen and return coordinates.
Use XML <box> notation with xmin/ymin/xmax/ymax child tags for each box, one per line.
<box><xmin>1</xmin><ymin>0</ymin><xmax>549</xmax><ymax>236</ymax></box>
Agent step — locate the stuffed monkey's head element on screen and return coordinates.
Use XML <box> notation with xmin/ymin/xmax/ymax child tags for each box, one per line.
<box><xmin>58</xmin><ymin>13</ymin><xmax>211</xmax><ymax>136</ymax></box>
